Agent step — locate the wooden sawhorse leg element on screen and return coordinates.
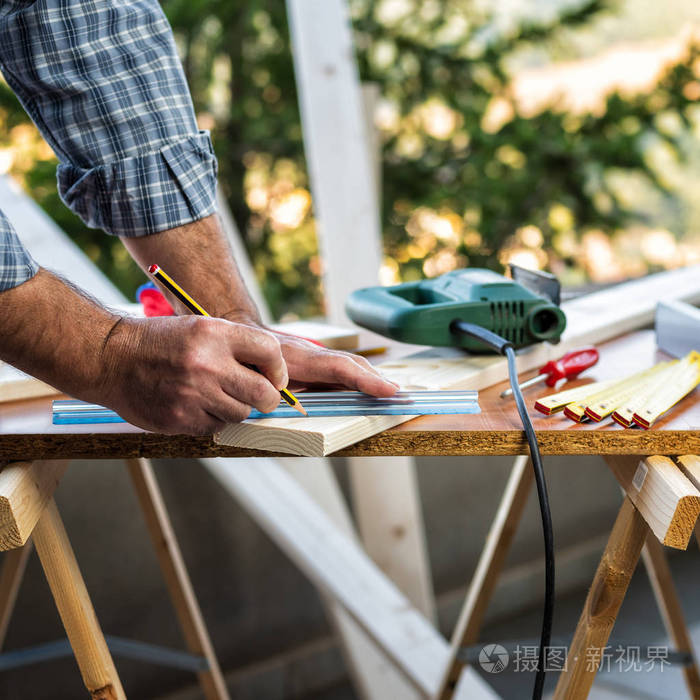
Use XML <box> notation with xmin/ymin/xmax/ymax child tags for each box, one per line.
<box><xmin>0</xmin><ymin>459</ymin><xmax>228</xmax><ymax>699</ymax></box>
<box><xmin>556</xmin><ymin>454</ymin><xmax>700</xmax><ymax>700</ymax></box>
<box><xmin>34</xmin><ymin>498</ymin><xmax>126</xmax><ymax>700</ymax></box>
<box><xmin>554</xmin><ymin>497</ymin><xmax>648</xmax><ymax>699</ymax></box>
<box><xmin>0</xmin><ymin>540</ymin><xmax>33</xmax><ymax>650</ymax></box>
<box><xmin>436</xmin><ymin>455</ymin><xmax>534</xmax><ymax>698</ymax></box>
<box><xmin>438</xmin><ymin>453</ymin><xmax>700</xmax><ymax>700</ymax></box>
<box><xmin>643</xmin><ymin>536</ymin><xmax>700</xmax><ymax>698</ymax></box>
<box><xmin>125</xmin><ymin>458</ymin><xmax>229</xmax><ymax>700</ymax></box>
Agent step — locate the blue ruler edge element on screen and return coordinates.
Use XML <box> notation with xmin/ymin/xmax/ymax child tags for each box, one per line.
<box><xmin>53</xmin><ymin>391</ymin><xmax>480</xmax><ymax>425</ymax></box>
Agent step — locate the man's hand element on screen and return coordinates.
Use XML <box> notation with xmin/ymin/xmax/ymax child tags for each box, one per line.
<box><xmin>122</xmin><ymin>214</ymin><xmax>400</xmax><ymax>400</ymax></box>
<box><xmin>101</xmin><ymin>315</ymin><xmax>288</xmax><ymax>435</ymax></box>
<box><xmin>247</xmin><ymin>326</ymin><xmax>398</xmax><ymax>397</ymax></box>
<box><xmin>0</xmin><ymin>269</ymin><xmax>289</xmax><ymax>436</ymax></box>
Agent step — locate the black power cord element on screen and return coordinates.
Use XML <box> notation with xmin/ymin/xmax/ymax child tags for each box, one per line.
<box><xmin>450</xmin><ymin>320</ymin><xmax>554</xmax><ymax>700</ymax></box>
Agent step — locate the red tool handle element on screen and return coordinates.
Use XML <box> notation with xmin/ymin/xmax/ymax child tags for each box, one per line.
<box><xmin>540</xmin><ymin>346</ymin><xmax>599</xmax><ymax>386</ymax></box>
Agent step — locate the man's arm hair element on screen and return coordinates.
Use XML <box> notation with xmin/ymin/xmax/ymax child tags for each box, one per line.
<box><xmin>121</xmin><ymin>213</ymin><xmax>262</xmax><ymax>323</ymax></box>
<box><xmin>0</xmin><ymin>269</ymin><xmax>121</xmax><ymax>403</ymax></box>
<box><xmin>0</xmin><ymin>265</ymin><xmax>288</xmax><ymax>435</ymax></box>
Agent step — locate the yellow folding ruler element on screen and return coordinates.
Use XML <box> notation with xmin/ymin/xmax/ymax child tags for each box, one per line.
<box><xmin>562</xmin><ymin>364</ymin><xmax>669</xmax><ymax>422</ymax></box>
<box><xmin>632</xmin><ymin>351</ymin><xmax>700</xmax><ymax>429</ymax></box>
<box><xmin>534</xmin><ymin>379</ymin><xmax>618</xmax><ymax>415</ymax></box>
<box><xmin>535</xmin><ymin>351</ymin><xmax>700</xmax><ymax>428</ymax></box>
<box><xmin>612</xmin><ymin>355</ymin><xmax>693</xmax><ymax>426</ymax></box>
<box><xmin>584</xmin><ymin>361</ymin><xmax>673</xmax><ymax>422</ymax></box>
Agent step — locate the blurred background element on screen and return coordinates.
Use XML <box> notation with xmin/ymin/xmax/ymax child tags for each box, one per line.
<box><xmin>2</xmin><ymin>0</ymin><xmax>700</xmax><ymax>318</ymax></box>
<box><xmin>3</xmin><ymin>2</ymin><xmax>700</xmax><ymax>699</ymax></box>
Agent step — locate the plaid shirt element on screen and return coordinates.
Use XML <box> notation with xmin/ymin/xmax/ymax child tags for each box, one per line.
<box><xmin>0</xmin><ymin>0</ymin><xmax>218</xmax><ymax>291</ymax></box>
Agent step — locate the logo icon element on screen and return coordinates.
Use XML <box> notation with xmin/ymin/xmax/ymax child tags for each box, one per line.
<box><xmin>479</xmin><ymin>644</ymin><xmax>509</xmax><ymax>673</ymax></box>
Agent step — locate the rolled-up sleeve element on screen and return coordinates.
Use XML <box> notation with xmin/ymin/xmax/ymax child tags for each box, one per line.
<box><xmin>0</xmin><ymin>211</ymin><xmax>38</xmax><ymax>291</ymax></box>
<box><xmin>0</xmin><ymin>0</ymin><xmax>217</xmax><ymax>237</ymax></box>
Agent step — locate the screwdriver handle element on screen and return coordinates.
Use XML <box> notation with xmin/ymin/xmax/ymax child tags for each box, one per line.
<box><xmin>499</xmin><ymin>346</ymin><xmax>599</xmax><ymax>398</ymax></box>
<box><xmin>539</xmin><ymin>346</ymin><xmax>599</xmax><ymax>387</ymax></box>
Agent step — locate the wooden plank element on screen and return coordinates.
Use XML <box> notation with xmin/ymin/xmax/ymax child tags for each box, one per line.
<box><xmin>642</xmin><ymin>535</ymin><xmax>700</xmax><ymax>699</ymax></box>
<box><xmin>282</xmin><ymin>457</ymin><xmax>423</xmax><ymax>700</ymax></box>
<box><xmin>361</xmin><ymin>83</ymin><xmax>382</xmax><ymax>205</ymax></box>
<box><xmin>0</xmin><ymin>362</ymin><xmax>59</xmax><ymax>404</ymax></box>
<box><xmin>215</xmin><ymin>266</ymin><xmax>700</xmax><ymax>456</ymax></box>
<box><xmin>351</xmin><ymin>83</ymin><xmax>438</xmax><ymax>622</ymax></box>
<box><xmin>125</xmin><ymin>459</ymin><xmax>229</xmax><ymax>700</ymax></box>
<box><xmin>349</xmin><ymin>457</ymin><xmax>437</xmax><ymax>622</ymax></box>
<box><xmin>33</xmin><ymin>499</ymin><xmax>126</xmax><ymax>700</ymax></box>
<box><xmin>287</xmin><ymin>0</ymin><xmax>383</xmax><ymax>325</ymax></box>
<box><xmin>0</xmin><ymin>175</ymin><xmax>124</xmax><ymax>306</ymax></box>
<box><xmin>0</xmin><ymin>541</ymin><xmax>32</xmax><ymax>650</ymax></box>
<box><xmin>0</xmin><ymin>461</ymin><xmax>67</xmax><ymax>551</ymax></box>
<box><xmin>605</xmin><ymin>455</ymin><xmax>700</xmax><ymax>549</ymax></box>
<box><xmin>200</xmin><ymin>457</ymin><xmax>498</xmax><ymax>699</ymax></box>
<box><xmin>562</xmin><ymin>267</ymin><xmax>700</xmax><ymax>347</ymax></box>
<box><xmin>676</xmin><ymin>456</ymin><xmax>700</xmax><ymax>554</ymax></box>
<box><xmin>290</xmin><ymin>0</ymin><xmax>438</xmax><ymax>634</ymax></box>
<box><xmin>553</xmin><ymin>497</ymin><xmax>649</xmax><ymax>700</ymax></box>
<box><xmin>215</xmin><ymin>413</ymin><xmax>408</xmax><ymax>456</ymax></box>
<box><xmin>677</xmin><ymin>454</ymin><xmax>700</xmax><ymax>490</ymax></box>
<box><xmin>436</xmin><ymin>456</ymin><xmax>534</xmax><ymax>699</ymax></box>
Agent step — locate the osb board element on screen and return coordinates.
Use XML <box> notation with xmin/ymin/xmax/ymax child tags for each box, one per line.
<box><xmin>214</xmin><ymin>265</ymin><xmax>700</xmax><ymax>456</ymax></box>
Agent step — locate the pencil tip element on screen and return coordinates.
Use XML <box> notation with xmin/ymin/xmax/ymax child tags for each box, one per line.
<box><xmin>294</xmin><ymin>402</ymin><xmax>308</xmax><ymax>416</ymax></box>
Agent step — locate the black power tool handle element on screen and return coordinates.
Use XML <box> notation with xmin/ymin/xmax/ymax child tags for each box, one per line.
<box><xmin>450</xmin><ymin>319</ymin><xmax>514</xmax><ymax>355</ymax></box>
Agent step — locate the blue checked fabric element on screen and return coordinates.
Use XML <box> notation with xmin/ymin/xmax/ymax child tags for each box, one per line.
<box><xmin>0</xmin><ymin>214</ymin><xmax>39</xmax><ymax>291</ymax></box>
<box><xmin>0</xmin><ymin>0</ymin><xmax>218</xmax><ymax>291</ymax></box>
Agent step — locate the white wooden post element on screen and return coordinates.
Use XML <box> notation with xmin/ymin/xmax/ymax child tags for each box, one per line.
<box><xmin>286</xmin><ymin>0</ymin><xmax>383</xmax><ymax>324</ymax></box>
<box><xmin>287</xmin><ymin>0</ymin><xmax>438</xmax><ymax>624</ymax></box>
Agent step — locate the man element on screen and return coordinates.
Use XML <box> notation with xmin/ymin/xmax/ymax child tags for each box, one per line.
<box><xmin>0</xmin><ymin>0</ymin><xmax>397</xmax><ymax>435</ymax></box>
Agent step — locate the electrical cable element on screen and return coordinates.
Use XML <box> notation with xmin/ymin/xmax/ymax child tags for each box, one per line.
<box><xmin>450</xmin><ymin>320</ymin><xmax>554</xmax><ymax>700</ymax></box>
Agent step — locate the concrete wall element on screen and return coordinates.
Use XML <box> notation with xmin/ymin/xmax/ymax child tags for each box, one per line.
<box><xmin>0</xmin><ymin>452</ymin><xmax>624</xmax><ymax>698</ymax></box>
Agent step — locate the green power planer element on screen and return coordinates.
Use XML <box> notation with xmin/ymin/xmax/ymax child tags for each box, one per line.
<box><xmin>345</xmin><ymin>266</ymin><xmax>567</xmax><ymax>352</ymax></box>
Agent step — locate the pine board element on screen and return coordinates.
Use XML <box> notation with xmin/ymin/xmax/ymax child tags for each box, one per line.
<box><xmin>0</xmin><ymin>362</ymin><xmax>60</xmax><ymax>404</ymax></box>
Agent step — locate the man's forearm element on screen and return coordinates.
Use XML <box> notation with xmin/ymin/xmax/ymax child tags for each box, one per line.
<box><xmin>0</xmin><ymin>266</ymin><xmax>288</xmax><ymax>435</ymax></box>
<box><xmin>122</xmin><ymin>214</ymin><xmax>400</xmax><ymax>400</ymax></box>
<box><xmin>0</xmin><ymin>269</ymin><xmax>119</xmax><ymax>401</ymax></box>
<box><xmin>121</xmin><ymin>214</ymin><xmax>261</xmax><ymax>323</ymax></box>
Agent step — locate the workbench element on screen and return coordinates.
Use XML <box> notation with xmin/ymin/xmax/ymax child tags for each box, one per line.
<box><xmin>0</xmin><ymin>326</ymin><xmax>699</xmax><ymax>700</ymax></box>
<box><xmin>1</xmin><ymin>329</ymin><xmax>698</xmax><ymax>461</ymax></box>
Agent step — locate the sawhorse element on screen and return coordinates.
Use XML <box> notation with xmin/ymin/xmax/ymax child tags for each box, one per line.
<box><xmin>436</xmin><ymin>454</ymin><xmax>700</xmax><ymax>700</ymax></box>
<box><xmin>0</xmin><ymin>459</ymin><xmax>229</xmax><ymax>699</ymax></box>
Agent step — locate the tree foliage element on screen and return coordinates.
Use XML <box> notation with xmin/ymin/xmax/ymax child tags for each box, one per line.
<box><xmin>1</xmin><ymin>0</ymin><xmax>698</xmax><ymax>317</ymax></box>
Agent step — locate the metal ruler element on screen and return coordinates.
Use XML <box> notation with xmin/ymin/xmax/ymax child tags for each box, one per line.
<box><xmin>52</xmin><ymin>391</ymin><xmax>480</xmax><ymax>425</ymax></box>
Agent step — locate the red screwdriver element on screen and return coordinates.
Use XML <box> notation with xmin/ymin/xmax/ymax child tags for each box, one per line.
<box><xmin>500</xmin><ymin>346</ymin><xmax>599</xmax><ymax>398</ymax></box>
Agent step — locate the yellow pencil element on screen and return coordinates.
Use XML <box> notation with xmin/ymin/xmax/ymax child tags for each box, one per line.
<box><xmin>148</xmin><ymin>264</ymin><xmax>306</xmax><ymax>416</ymax></box>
